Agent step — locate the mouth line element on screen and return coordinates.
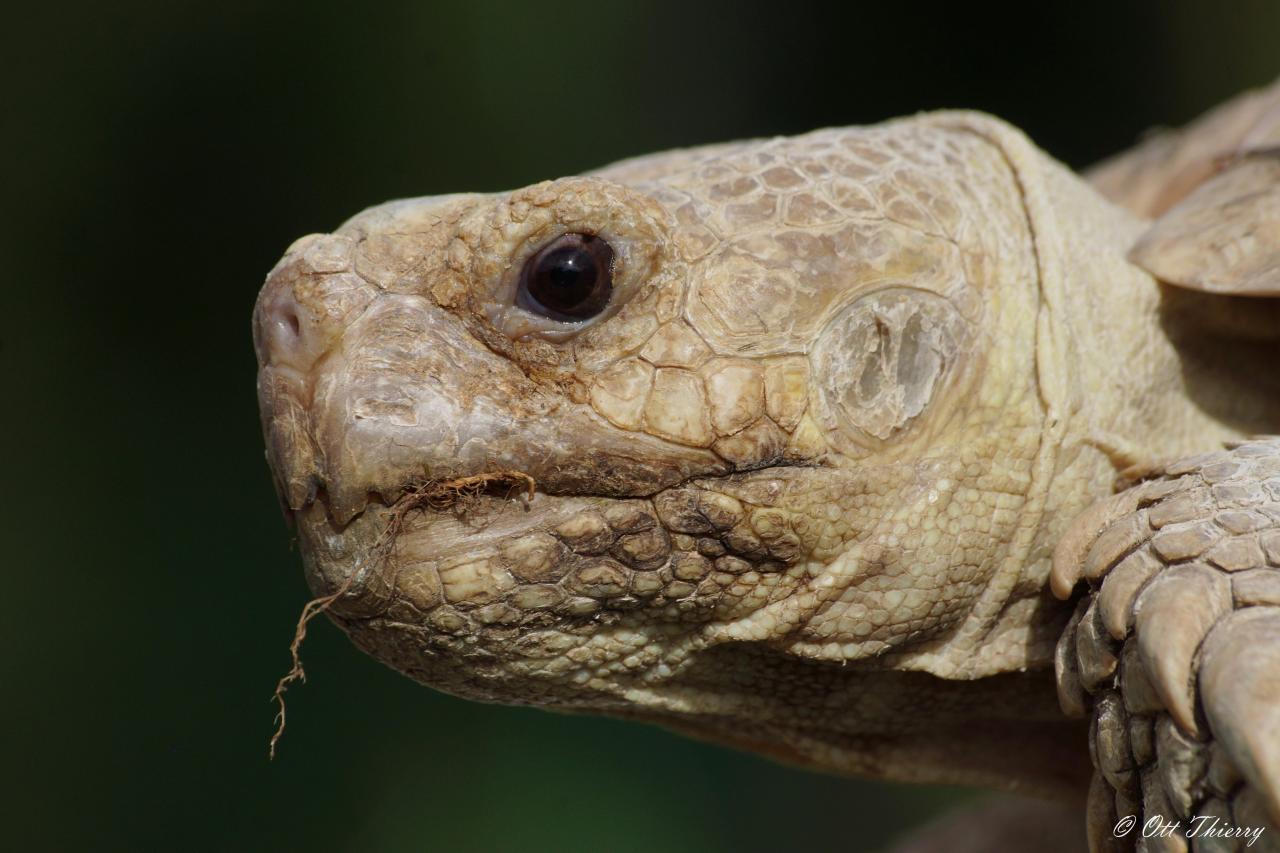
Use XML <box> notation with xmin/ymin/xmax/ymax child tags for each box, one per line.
<box><xmin>302</xmin><ymin>470</ymin><xmax>536</xmax><ymax>530</ymax></box>
<box><xmin>300</xmin><ymin>456</ymin><xmax>826</xmax><ymax>532</ymax></box>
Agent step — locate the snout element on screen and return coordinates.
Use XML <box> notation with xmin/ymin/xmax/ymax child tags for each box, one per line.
<box><xmin>253</xmin><ymin>233</ymin><xmax>374</xmax><ymax>376</ymax></box>
<box><xmin>253</xmin><ymin>232</ymin><xmax>379</xmax><ymax>513</ymax></box>
<box><xmin>252</xmin><ymin>190</ymin><xmax>725</xmax><ymax>539</ymax></box>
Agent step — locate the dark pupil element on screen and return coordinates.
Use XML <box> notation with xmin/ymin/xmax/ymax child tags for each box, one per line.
<box><xmin>536</xmin><ymin>246</ymin><xmax>596</xmax><ymax>306</ymax></box>
<box><xmin>521</xmin><ymin>234</ymin><xmax>613</xmax><ymax>321</ymax></box>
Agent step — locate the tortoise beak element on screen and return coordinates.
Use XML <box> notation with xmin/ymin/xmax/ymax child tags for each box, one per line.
<box><xmin>253</xmin><ymin>232</ymin><xmax>374</xmax><ymax>517</ymax></box>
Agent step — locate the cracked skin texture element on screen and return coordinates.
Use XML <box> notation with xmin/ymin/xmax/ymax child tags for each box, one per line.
<box><xmin>253</xmin><ymin>108</ymin><xmax>1279</xmax><ymax>801</ymax></box>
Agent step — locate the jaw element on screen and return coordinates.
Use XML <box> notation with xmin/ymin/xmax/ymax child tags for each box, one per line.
<box><xmin>297</xmin><ymin>480</ymin><xmax>1088</xmax><ymax>796</ymax></box>
<box><xmin>289</xmin><ymin>467</ymin><xmax>819</xmax><ymax>701</ymax></box>
<box><xmin>284</xmin><ymin>456</ymin><xmax>1087</xmax><ymax>793</ymax></box>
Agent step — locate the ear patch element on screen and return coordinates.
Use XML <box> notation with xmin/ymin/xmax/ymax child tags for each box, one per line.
<box><xmin>811</xmin><ymin>288</ymin><xmax>966</xmax><ymax>449</ymax></box>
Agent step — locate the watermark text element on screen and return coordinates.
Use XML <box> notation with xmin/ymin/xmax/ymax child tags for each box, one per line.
<box><xmin>1113</xmin><ymin>814</ymin><xmax>1266</xmax><ymax>847</ymax></box>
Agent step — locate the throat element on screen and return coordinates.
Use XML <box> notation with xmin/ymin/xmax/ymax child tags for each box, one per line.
<box><xmin>632</xmin><ymin>642</ymin><xmax>1089</xmax><ymax>796</ymax></box>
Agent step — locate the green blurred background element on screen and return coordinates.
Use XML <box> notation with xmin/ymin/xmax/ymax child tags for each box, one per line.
<box><xmin>5</xmin><ymin>1</ymin><xmax>1276</xmax><ymax>850</ymax></box>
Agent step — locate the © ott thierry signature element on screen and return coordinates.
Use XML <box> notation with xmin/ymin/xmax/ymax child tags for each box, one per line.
<box><xmin>1114</xmin><ymin>814</ymin><xmax>1266</xmax><ymax>847</ymax></box>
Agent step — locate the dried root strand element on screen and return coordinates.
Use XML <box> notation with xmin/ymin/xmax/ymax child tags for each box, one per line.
<box><xmin>268</xmin><ymin>567</ymin><xmax>358</xmax><ymax>760</ymax></box>
<box><xmin>399</xmin><ymin>469</ymin><xmax>536</xmax><ymax>512</ymax></box>
<box><xmin>267</xmin><ymin>469</ymin><xmax>536</xmax><ymax>759</ymax></box>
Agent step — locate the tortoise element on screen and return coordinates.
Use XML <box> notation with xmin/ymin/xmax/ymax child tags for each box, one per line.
<box><xmin>253</xmin><ymin>78</ymin><xmax>1280</xmax><ymax>850</ymax></box>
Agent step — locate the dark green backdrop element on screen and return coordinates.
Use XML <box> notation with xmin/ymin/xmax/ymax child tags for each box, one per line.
<box><xmin>6</xmin><ymin>2</ymin><xmax>1276</xmax><ymax>850</ymax></box>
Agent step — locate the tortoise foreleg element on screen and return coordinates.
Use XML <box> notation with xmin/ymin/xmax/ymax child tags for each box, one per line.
<box><xmin>1053</xmin><ymin>438</ymin><xmax>1280</xmax><ymax>852</ymax></box>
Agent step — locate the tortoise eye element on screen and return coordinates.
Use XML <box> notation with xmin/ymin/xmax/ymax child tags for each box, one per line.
<box><xmin>517</xmin><ymin>233</ymin><xmax>615</xmax><ymax>322</ymax></box>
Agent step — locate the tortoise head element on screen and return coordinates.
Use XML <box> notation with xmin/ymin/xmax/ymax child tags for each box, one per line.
<box><xmin>252</xmin><ymin>112</ymin><xmax>1157</xmax><ymax>779</ymax></box>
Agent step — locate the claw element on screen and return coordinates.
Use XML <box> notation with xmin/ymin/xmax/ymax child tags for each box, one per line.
<box><xmin>1078</xmin><ymin>600</ymin><xmax>1120</xmax><ymax>690</ymax></box>
<box><xmin>1055</xmin><ymin>598</ymin><xmax>1089</xmax><ymax>717</ymax></box>
<box><xmin>1133</xmin><ymin>563</ymin><xmax>1231</xmax><ymax>736</ymax></box>
<box><xmin>1120</xmin><ymin>641</ymin><xmax>1165</xmax><ymax>715</ymax></box>
<box><xmin>1051</xmin><ymin>490</ymin><xmax>1141</xmax><ymax>599</ymax></box>
<box><xmin>1093</xmin><ymin>691</ymin><xmax>1137</xmax><ymax>795</ymax></box>
<box><xmin>1085</xmin><ymin>510</ymin><xmax>1152</xmax><ymax>582</ymax></box>
<box><xmin>1199</xmin><ymin>607</ymin><xmax>1280</xmax><ymax>826</ymax></box>
<box><xmin>1154</xmin><ymin>716</ymin><xmax>1208</xmax><ymax>819</ymax></box>
<box><xmin>1097</xmin><ymin>547</ymin><xmax>1161</xmax><ymax>640</ymax></box>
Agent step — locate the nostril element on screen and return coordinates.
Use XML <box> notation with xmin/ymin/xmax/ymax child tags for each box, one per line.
<box><xmin>256</xmin><ymin>234</ymin><xmax>368</xmax><ymax>372</ymax></box>
<box><xmin>260</xmin><ymin>287</ymin><xmax>310</xmax><ymax>366</ymax></box>
<box><xmin>281</xmin><ymin>307</ymin><xmax>301</xmax><ymax>339</ymax></box>
<box><xmin>268</xmin><ymin>298</ymin><xmax>303</xmax><ymax>346</ymax></box>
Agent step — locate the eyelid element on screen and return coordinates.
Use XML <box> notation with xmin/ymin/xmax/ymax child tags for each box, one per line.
<box><xmin>469</xmin><ymin>176</ymin><xmax>672</xmax><ymax>343</ymax></box>
<box><xmin>490</xmin><ymin>303</ymin><xmax>591</xmax><ymax>342</ymax></box>
<box><xmin>485</xmin><ymin>230</ymin><xmax>635</xmax><ymax>340</ymax></box>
